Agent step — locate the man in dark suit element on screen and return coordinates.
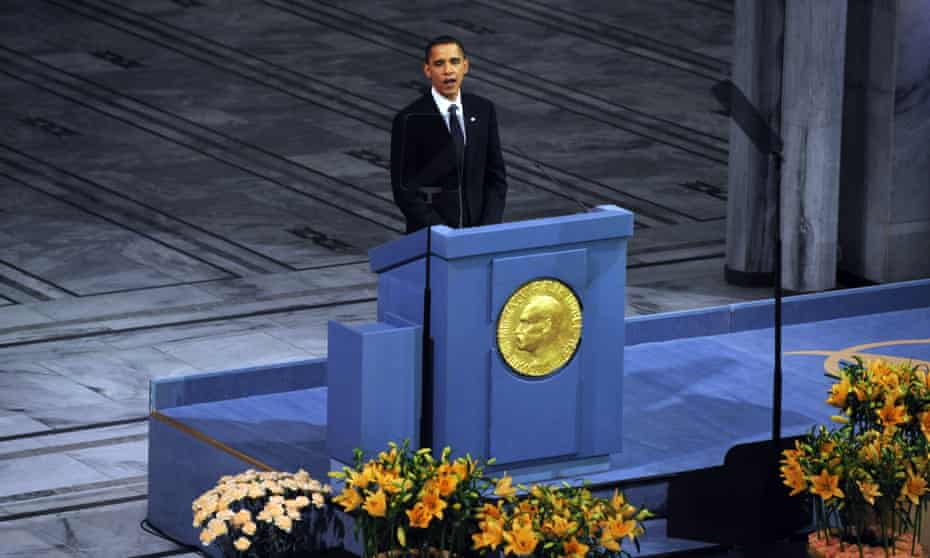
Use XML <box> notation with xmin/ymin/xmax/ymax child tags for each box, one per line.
<box><xmin>391</xmin><ymin>36</ymin><xmax>508</xmax><ymax>233</ymax></box>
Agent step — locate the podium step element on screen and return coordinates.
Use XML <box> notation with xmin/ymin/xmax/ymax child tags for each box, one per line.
<box><xmin>635</xmin><ymin>518</ymin><xmax>725</xmax><ymax>557</ymax></box>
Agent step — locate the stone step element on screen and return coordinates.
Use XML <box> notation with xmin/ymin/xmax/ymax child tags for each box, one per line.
<box><xmin>0</xmin><ymin>267</ymin><xmax>376</xmax><ymax>347</ymax></box>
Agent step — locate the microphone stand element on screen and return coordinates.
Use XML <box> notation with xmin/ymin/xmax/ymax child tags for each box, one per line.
<box><xmin>711</xmin><ymin>79</ymin><xmax>785</xmax><ymax>463</ymax></box>
<box><xmin>397</xmin><ymin>112</ymin><xmax>441</xmax><ymax>450</ymax></box>
<box><xmin>771</xmin><ymin>148</ymin><xmax>783</xmax><ymax>452</ymax></box>
<box><xmin>420</xmin><ymin>225</ymin><xmax>434</xmax><ymax>450</ymax></box>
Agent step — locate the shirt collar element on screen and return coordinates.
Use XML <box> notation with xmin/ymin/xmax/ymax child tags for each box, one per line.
<box><xmin>431</xmin><ymin>87</ymin><xmax>462</xmax><ymax>115</ymax></box>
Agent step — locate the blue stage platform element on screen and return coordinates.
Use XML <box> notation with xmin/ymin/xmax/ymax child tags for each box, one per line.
<box><xmin>147</xmin><ymin>279</ymin><xmax>930</xmax><ymax>555</ymax></box>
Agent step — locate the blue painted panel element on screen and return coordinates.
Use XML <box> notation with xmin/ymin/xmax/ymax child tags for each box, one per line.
<box><xmin>150</xmin><ymin>358</ymin><xmax>327</xmax><ymax>411</ymax></box>
<box><xmin>148</xmin><ymin>417</ymin><xmax>243</xmax><ymax>558</ymax></box>
<box><xmin>626</xmin><ymin>307</ymin><xmax>731</xmax><ymax>347</ymax></box>
<box><xmin>327</xmin><ymin>322</ymin><xmax>362</xmax><ymax>464</ymax></box>
<box><xmin>174</xmin><ymin>390</ymin><xmax>327</xmax><ymax>458</ymax></box>
<box><xmin>360</xmin><ymin>323</ymin><xmax>421</xmax><ymax>457</ymax></box>
<box><xmin>369</xmin><ymin>228</ymin><xmax>426</xmax><ymax>273</ymax></box>
<box><xmin>490</xmin><ymin>363</ymin><xmax>580</xmax><ymax>462</ymax></box>
<box><xmin>429</xmin><ymin>254</ymin><xmax>493</xmax><ymax>457</ymax></box>
<box><xmin>488</xmin><ymin>249</ymin><xmax>587</xmax><ymax>463</ymax></box>
<box><xmin>377</xmin><ymin>257</ymin><xmax>425</xmax><ymax>325</ymax></box>
<box><xmin>729</xmin><ymin>279</ymin><xmax>930</xmax><ymax>332</ymax></box>
<box><xmin>580</xmin><ymin>238</ymin><xmax>626</xmax><ymax>455</ymax></box>
<box><xmin>432</xmin><ymin>205</ymin><xmax>633</xmax><ymax>261</ymax></box>
<box><xmin>489</xmin><ymin>249</ymin><xmax>588</xmax><ymax>312</ymax></box>
<box><xmin>326</xmin><ymin>321</ymin><xmax>421</xmax><ymax>463</ymax></box>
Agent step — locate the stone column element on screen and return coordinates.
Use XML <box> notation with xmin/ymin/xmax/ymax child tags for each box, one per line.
<box><xmin>724</xmin><ymin>0</ymin><xmax>785</xmax><ymax>286</ymax></box>
<box><xmin>888</xmin><ymin>0</ymin><xmax>930</xmax><ymax>279</ymax></box>
<box><xmin>780</xmin><ymin>0</ymin><xmax>848</xmax><ymax>292</ymax></box>
<box><xmin>838</xmin><ymin>0</ymin><xmax>930</xmax><ymax>283</ymax></box>
<box><xmin>838</xmin><ymin>0</ymin><xmax>898</xmax><ymax>282</ymax></box>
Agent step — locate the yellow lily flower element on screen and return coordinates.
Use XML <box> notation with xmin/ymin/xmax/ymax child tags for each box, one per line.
<box><xmin>809</xmin><ymin>469</ymin><xmax>844</xmax><ymax>501</ymax></box>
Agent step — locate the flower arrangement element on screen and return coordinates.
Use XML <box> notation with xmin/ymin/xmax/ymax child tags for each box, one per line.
<box><xmin>471</xmin><ymin>480</ymin><xmax>653</xmax><ymax>558</ymax></box>
<box><xmin>329</xmin><ymin>441</ymin><xmax>493</xmax><ymax>558</ymax></box>
<box><xmin>330</xmin><ymin>441</ymin><xmax>652</xmax><ymax>558</ymax></box>
<box><xmin>192</xmin><ymin>469</ymin><xmax>335</xmax><ymax>557</ymax></box>
<box><xmin>781</xmin><ymin>357</ymin><xmax>930</xmax><ymax>557</ymax></box>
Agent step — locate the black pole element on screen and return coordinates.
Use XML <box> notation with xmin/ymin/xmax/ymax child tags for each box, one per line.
<box><xmin>771</xmin><ymin>149</ymin><xmax>783</xmax><ymax>451</ymax></box>
<box><xmin>710</xmin><ymin>79</ymin><xmax>785</xmax><ymax>455</ymax></box>
<box><xmin>420</xmin><ymin>226</ymin><xmax>434</xmax><ymax>450</ymax></box>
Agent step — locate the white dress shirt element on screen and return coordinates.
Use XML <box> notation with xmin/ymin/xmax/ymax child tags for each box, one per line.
<box><xmin>431</xmin><ymin>87</ymin><xmax>467</xmax><ymax>144</ymax></box>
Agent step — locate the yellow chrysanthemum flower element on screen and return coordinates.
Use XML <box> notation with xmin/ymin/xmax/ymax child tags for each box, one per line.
<box><xmin>206</xmin><ymin>518</ymin><xmax>227</xmax><ymax>537</ymax></box>
<box><xmin>199</xmin><ymin>528</ymin><xmax>216</xmax><ymax>546</ymax></box>
<box><xmin>231</xmin><ymin>509</ymin><xmax>251</xmax><ymax>528</ymax></box>
<box><xmin>242</xmin><ymin>521</ymin><xmax>256</xmax><ymax>536</ymax></box>
<box><xmin>274</xmin><ymin>515</ymin><xmax>293</xmax><ymax>533</ymax></box>
<box><xmin>192</xmin><ymin>509</ymin><xmax>208</xmax><ymax>528</ymax></box>
<box><xmin>233</xmin><ymin>537</ymin><xmax>251</xmax><ymax>551</ymax></box>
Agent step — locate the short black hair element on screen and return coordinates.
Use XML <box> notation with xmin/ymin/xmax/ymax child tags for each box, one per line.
<box><xmin>424</xmin><ymin>35</ymin><xmax>466</xmax><ymax>63</ymax></box>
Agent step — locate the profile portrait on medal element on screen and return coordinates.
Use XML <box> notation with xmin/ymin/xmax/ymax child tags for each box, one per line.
<box><xmin>497</xmin><ymin>279</ymin><xmax>582</xmax><ymax>377</ymax></box>
<box><xmin>515</xmin><ymin>295</ymin><xmax>566</xmax><ymax>360</ymax></box>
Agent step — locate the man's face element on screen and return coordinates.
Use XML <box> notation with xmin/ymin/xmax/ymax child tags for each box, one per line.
<box><xmin>424</xmin><ymin>42</ymin><xmax>469</xmax><ymax>100</ymax></box>
<box><xmin>515</xmin><ymin>305</ymin><xmax>550</xmax><ymax>353</ymax></box>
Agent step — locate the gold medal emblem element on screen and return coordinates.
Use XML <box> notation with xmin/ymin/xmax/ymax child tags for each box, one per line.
<box><xmin>496</xmin><ymin>279</ymin><xmax>583</xmax><ymax>377</ymax></box>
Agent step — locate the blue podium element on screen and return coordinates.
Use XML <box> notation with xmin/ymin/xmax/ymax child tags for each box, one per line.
<box><xmin>327</xmin><ymin>205</ymin><xmax>634</xmax><ymax>474</ymax></box>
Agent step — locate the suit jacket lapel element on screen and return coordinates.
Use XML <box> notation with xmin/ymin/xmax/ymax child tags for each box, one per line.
<box><xmin>462</xmin><ymin>96</ymin><xmax>480</xmax><ymax>177</ymax></box>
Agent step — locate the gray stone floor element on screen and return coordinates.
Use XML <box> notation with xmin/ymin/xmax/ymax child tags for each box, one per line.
<box><xmin>0</xmin><ymin>0</ymin><xmax>770</xmax><ymax>555</ymax></box>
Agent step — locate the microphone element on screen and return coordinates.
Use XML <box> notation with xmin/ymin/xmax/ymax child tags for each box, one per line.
<box><xmin>509</xmin><ymin>144</ymin><xmax>591</xmax><ymax>213</ymax></box>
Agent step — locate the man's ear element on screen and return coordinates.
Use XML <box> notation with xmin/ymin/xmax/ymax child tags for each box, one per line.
<box><xmin>423</xmin><ymin>64</ymin><xmax>431</xmax><ymax>79</ymax></box>
<box><xmin>462</xmin><ymin>58</ymin><xmax>470</xmax><ymax>75</ymax></box>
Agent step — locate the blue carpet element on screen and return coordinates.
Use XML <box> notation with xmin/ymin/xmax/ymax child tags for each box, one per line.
<box><xmin>159</xmin><ymin>306</ymin><xmax>930</xmax><ymax>483</ymax></box>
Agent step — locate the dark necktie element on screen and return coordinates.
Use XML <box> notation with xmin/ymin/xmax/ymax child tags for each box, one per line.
<box><xmin>448</xmin><ymin>104</ymin><xmax>465</xmax><ymax>171</ymax></box>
